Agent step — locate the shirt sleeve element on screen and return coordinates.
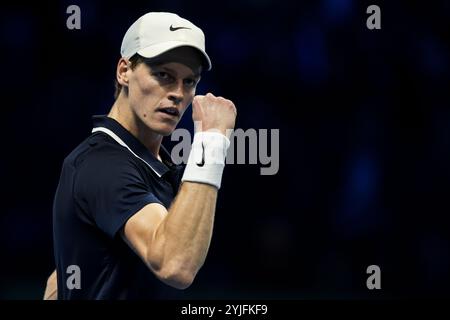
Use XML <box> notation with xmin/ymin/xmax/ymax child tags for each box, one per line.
<box><xmin>74</xmin><ymin>148</ymin><xmax>163</xmax><ymax>239</ymax></box>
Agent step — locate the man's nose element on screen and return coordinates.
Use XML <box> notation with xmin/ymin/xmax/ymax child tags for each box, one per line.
<box><xmin>168</xmin><ymin>80</ymin><xmax>184</xmax><ymax>105</ymax></box>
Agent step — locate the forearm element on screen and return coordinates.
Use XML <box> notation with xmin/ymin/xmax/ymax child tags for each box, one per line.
<box><xmin>143</xmin><ymin>93</ymin><xmax>236</xmax><ymax>286</ymax></box>
<box><xmin>150</xmin><ymin>181</ymin><xmax>217</xmax><ymax>277</ymax></box>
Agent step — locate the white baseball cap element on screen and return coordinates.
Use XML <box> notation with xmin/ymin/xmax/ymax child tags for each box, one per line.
<box><xmin>120</xmin><ymin>12</ymin><xmax>212</xmax><ymax>71</ymax></box>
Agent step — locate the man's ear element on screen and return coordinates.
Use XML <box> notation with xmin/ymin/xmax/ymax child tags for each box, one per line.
<box><xmin>116</xmin><ymin>58</ymin><xmax>130</xmax><ymax>87</ymax></box>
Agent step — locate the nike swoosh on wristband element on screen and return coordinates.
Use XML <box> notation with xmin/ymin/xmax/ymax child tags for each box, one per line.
<box><xmin>196</xmin><ymin>144</ymin><xmax>205</xmax><ymax>167</ymax></box>
<box><xmin>170</xmin><ymin>25</ymin><xmax>191</xmax><ymax>31</ymax></box>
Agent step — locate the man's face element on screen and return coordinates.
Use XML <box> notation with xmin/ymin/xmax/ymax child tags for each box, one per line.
<box><xmin>126</xmin><ymin>47</ymin><xmax>203</xmax><ymax>136</ymax></box>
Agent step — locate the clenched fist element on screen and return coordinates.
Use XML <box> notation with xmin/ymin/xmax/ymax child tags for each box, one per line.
<box><xmin>192</xmin><ymin>93</ymin><xmax>237</xmax><ymax>137</ymax></box>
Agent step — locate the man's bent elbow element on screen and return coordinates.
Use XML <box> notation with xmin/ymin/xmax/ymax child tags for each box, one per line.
<box><xmin>156</xmin><ymin>264</ymin><xmax>196</xmax><ymax>290</ymax></box>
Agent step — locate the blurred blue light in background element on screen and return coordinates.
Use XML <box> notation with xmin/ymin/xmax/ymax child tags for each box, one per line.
<box><xmin>321</xmin><ymin>0</ymin><xmax>354</xmax><ymax>25</ymax></box>
<box><xmin>349</xmin><ymin>153</ymin><xmax>377</xmax><ymax>201</ymax></box>
<box><xmin>211</xmin><ymin>27</ymin><xmax>251</xmax><ymax>66</ymax></box>
<box><xmin>295</xmin><ymin>25</ymin><xmax>329</xmax><ymax>84</ymax></box>
<box><xmin>337</xmin><ymin>151</ymin><xmax>380</xmax><ymax>236</ymax></box>
<box><xmin>417</xmin><ymin>36</ymin><xmax>448</xmax><ymax>77</ymax></box>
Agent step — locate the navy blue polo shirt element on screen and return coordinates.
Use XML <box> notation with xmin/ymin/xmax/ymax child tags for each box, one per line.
<box><xmin>53</xmin><ymin>115</ymin><xmax>185</xmax><ymax>299</ymax></box>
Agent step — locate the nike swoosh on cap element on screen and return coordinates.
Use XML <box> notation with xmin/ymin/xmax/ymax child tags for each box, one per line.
<box><xmin>170</xmin><ymin>25</ymin><xmax>191</xmax><ymax>31</ymax></box>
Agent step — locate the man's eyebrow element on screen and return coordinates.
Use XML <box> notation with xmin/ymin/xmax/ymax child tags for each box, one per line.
<box><xmin>160</xmin><ymin>66</ymin><xmax>201</xmax><ymax>79</ymax></box>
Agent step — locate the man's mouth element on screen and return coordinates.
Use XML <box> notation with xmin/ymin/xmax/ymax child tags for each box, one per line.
<box><xmin>157</xmin><ymin>107</ymin><xmax>180</xmax><ymax>117</ymax></box>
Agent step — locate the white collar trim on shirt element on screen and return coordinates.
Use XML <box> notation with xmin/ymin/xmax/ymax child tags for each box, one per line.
<box><xmin>92</xmin><ymin>127</ymin><xmax>162</xmax><ymax>178</ymax></box>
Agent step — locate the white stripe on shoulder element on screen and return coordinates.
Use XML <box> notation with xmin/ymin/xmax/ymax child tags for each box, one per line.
<box><xmin>92</xmin><ymin>127</ymin><xmax>161</xmax><ymax>178</ymax></box>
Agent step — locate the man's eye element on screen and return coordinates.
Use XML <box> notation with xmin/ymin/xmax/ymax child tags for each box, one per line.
<box><xmin>156</xmin><ymin>72</ymin><xmax>170</xmax><ymax>79</ymax></box>
<box><xmin>184</xmin><ymin>79</ymin><xmax>196</xmax><ymax>87</ymax></box>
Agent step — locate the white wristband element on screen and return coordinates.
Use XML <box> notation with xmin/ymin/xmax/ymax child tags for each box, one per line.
<box><xmin>181</xmin><ymin>131</ymin><xmax>230</xmax><ymax>189</ymax></box>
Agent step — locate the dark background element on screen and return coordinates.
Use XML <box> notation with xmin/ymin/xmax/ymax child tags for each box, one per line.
<box><xmin>1</xmin><ymin>0</ymin><xmax>449</xmax><ymax>299</ymax></box>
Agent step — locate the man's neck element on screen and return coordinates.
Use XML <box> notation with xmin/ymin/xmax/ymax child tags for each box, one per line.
<box><xmin>108</xmin><ymin>97</ymin><xmax>163</xmax><ymax>160</ymax></box>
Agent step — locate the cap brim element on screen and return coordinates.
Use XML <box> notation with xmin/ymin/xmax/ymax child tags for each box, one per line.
<box><xmin>137</xmin><ymin>41</ymin><xmax>212</xmax><ymax>71</ymax></box>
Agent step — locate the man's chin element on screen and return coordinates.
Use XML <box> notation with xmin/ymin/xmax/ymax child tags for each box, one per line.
<box><xmin>160</xmin><ymin>130</ymin><xmax>174</xmax><ymax>137</ymax></box>
<box><xmin>153</xmin><ymin>125</ymin><xmax>177</xmax><ymax>137</ymax></box>
<box><xmin>145</xmin><ymin>118</ymin><xmax>179</xmax><ymax>136</ymax></box>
